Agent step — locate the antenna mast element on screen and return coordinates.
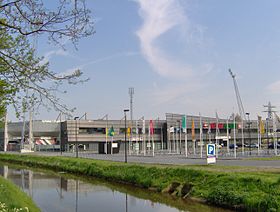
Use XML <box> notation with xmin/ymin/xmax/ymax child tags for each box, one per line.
<box><xmin>263</xmin><ymin>101</ymin><xmax>276</xmax><ymax>120</ymax></box>
<box><xmin>129</xmin><ymin>87</ymin><xmax>134</xmax><ymax>123</ymax></box>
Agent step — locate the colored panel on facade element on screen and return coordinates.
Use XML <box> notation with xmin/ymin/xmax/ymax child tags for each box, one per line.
<box><xmin>203</xmin><ymin>123</ymin><xmax>208</xmax><ymax>129</ymax></box>
<box><xmin>210</xmin><ymin>123</ymin><xmax>216</xmax><ymax>129</ymax></box>
<box><xmin>224</xmin><ymin>123</ymin><xmax>238</xmax><ymax>129</ymax></box>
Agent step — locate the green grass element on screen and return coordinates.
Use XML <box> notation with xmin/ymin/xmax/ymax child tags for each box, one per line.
<box><xmin>0</xmin><ymin>153</ymin><xmax>280</xmax><ymax>211</ymax></box>
<box><xmin>0</xmin><ymin>175</ymin><xmax>40</xmax><ymax>212</ymax></box>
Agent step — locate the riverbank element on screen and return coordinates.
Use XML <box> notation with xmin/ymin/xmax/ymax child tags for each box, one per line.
<box><xmin>0</xmin><ymin>175</ymin><xmax>40</xmax><ymax>212</ymax></box>
<box><xmin>0</xmin><ymin>153</ymin><xmax>279</xmax><ymax>211</ymax></box>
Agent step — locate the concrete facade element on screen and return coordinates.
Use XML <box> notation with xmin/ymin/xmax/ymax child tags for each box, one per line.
<box><xmin>61</xmin><ymin>119</ymin><xmax>167</xmax><ymax>152</ymax></box>
<box><xmin>0</xmin><ymin>113</ymin><xmax>278</xmax><ymax>153</ymax></box>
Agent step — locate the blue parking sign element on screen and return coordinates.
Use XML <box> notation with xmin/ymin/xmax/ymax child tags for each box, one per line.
<box><xmin>207</xmin><ymin>144</ymin><xmax>216</xmax><ymax>156</ymax></box>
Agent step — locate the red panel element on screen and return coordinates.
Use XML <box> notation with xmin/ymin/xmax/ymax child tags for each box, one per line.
<box><xmin>210</xmin><ymin>123</ymin><xmax>216</xmax><ymax>129</ymax></box>
<box><xmin>210</xmin><ymin>123</ymin><xmax>224</xmax><ymax>129</ymax></box>
<box><xmin>218</xmin><ymin>123</ymin><xmax>224</xmax><ymax>129</ymax></box>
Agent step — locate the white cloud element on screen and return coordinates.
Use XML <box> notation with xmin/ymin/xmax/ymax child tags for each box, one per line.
<box><xmin>152</xmin><ymin>81</ymin><xmax>203</xmax><ymax>105</ymax></box>
<box><xmin>267</xmin><ymin>80</ymin><xmax>280</xmax><ymax>94</ymax></box>
<box><xmin>41</xmin><ymin>49</ymin><xmax>69</xmax><ymax>64</ymax></box>
<box><xmin>59</xmin><ymin>51</ymin><xmax>140</xmax><ymax>77</ymax></box>
<box><xmin>136</xmin><ymin>0</ymin><xmax>193</xmax><ymax>78</ymax></box>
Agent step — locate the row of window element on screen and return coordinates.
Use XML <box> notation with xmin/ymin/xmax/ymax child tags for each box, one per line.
<box><xmin>77</xmin><ymin>127</ymin><xmax>260</xmax><ymax>135</ymax></box>
<box><xmin>78</xmin><ymin>128</ymin><xmax>163</xmax><ymax>135</ymax></box>
<box><xmin>170</xmin><ymin>128</ymin><xmax>258</xmax><ymax>134</ymax></box>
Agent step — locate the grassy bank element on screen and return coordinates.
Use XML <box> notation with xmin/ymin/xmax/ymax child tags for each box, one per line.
<box><xmin>0</xmin><ymin>175</ymin><xmax>40</xmax><ymax>212</ymax></box>
<box><xmin>0</xmin><ymin>154</ymin><xmax>280</xmax><ymax>211</ymax></box>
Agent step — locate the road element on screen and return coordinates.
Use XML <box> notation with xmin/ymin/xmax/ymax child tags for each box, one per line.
<box><xmin>30</xmin><ymin>151</ymin><xmax>280</xmax><ymax>168</ymax></box>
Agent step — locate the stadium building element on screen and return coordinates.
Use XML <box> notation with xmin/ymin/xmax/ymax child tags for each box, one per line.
<box><xmin>0</xmin><ymin>113</ymin><xmax>277</xmax><ymax>154</ymax></box>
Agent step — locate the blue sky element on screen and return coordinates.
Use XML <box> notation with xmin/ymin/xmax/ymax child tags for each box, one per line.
<box><xmin>11</xmin><ymin>0</ymin><xmax>280</xmax><ymax>121</ymax></box>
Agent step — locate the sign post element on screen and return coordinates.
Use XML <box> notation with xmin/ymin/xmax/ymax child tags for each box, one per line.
<box><xmin>206</xmin><ymin>144</ymin><xmax>216</xmax><ymax>164</ymax></box>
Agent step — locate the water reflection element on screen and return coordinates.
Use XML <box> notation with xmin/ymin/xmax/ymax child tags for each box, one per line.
<box><xmin>0</xmin><ymin>165</ymin><xmax>231</xmax><ymax>212</ymax></box>
<box><xmin>75</xmin><ymin>180</ymin><xmax>79</xmax><ymax>212</ymax></box>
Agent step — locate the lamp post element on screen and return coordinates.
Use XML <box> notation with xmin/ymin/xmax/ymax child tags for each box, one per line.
<box><xmin>124</xmin><ymin>109</ymin><xmax>129</xmax><ymax>163</ymax></box>
<box><xmin>177</xmin><ymin>120</ymin><xmax>182</xmax><ymax>154</ymax></box>
<box><xmin>266</xmin><ymin>118</ymin><xmax>269</xmax><ymax>155</ymax></box>
<box><xmin>74</xmin><ymin>116</ymin><xmax>79</xmax><ymax>158</ymax></box>
<box><xmin>161</xmin><ymin>124</ymin><xmax>164</xmax><ymax>150</ymax></box>
<box><xmin>246</xmin><ymin>113</ymin><xmax>251</xmax><ymax>155</ymax></box>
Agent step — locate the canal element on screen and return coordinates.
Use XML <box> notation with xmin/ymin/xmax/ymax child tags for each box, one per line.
<box><xmin>0</xmin><ymin>164</ymin><xmax>231</xmax><ymax>212</ymax></box>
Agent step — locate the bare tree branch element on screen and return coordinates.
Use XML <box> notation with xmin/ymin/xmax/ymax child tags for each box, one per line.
<box><xmin>0</xmin><ymin>0</ymin><xmax>94</xmax><ymax>117</ymax></box>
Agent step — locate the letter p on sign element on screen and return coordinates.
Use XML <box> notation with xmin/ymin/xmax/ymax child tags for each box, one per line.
<box><xmin>207</xmin><ymin>144</ymin><xmax>216</xmax><ymax>157</ymax></box>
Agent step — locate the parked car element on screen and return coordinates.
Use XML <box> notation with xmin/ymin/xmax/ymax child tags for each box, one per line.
<box><xmin>229</xmin><ymin>144</ymin><xmax>238</xmax><ymax>149</ymax></box>
<box><xmin>217</xmin><ymin>144</ymin><xmax>223</xmax><ymax>149</ymax></box>
<box><xmin>243</xmin><ymin>143</ymin><xmax>259</xmax><ymax>148</ymax></box>
<box><xmin>249</xmin><ymin>143</ymin><xmax>259</xmax><ymax>148</ymax></box>
<box><xmin>268</xmin><ymin>143</ymin><xmax>280</xmax><ymax>149</ymax></box>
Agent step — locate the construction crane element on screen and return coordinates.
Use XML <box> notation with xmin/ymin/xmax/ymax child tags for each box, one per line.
<box><xmin>228</xmin><ymin>68</ymin><xmax>246</xmax><ymax>154</ymax></box>
<box><xmin>228</xmin><ymin>69</ymin><xmax>247</xmax><ymax>121</ymax></box>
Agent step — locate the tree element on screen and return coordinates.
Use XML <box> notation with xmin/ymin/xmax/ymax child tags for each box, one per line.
<box><xmin>0</xmin><ymin>0</ymin><xmax>94</xmax><ymax>117</ymax></box>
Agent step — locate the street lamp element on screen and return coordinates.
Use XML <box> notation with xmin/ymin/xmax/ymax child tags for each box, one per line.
<box><xmin>74</xmin><ymin>116</ymin><xmax>79</xmax><ymax>158</ymax></box>
<box><xmin>246</xmin><ymin>113</ymin><xmax>252</xmax><ymax>155</ymax></box>
<box><xmin>266</xmin><ymin>118</ymin><xmax>270</xmax><ymax>155</ymax></box>
<box><xmin>177</xmin><ymin>120</ymin><xmax>181</xmax><ymax>154</ymax></box>
<box><xmin>124</xmin><ymin>109</ymin><xmax>129</xmax><ymax>163</ymax></box>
